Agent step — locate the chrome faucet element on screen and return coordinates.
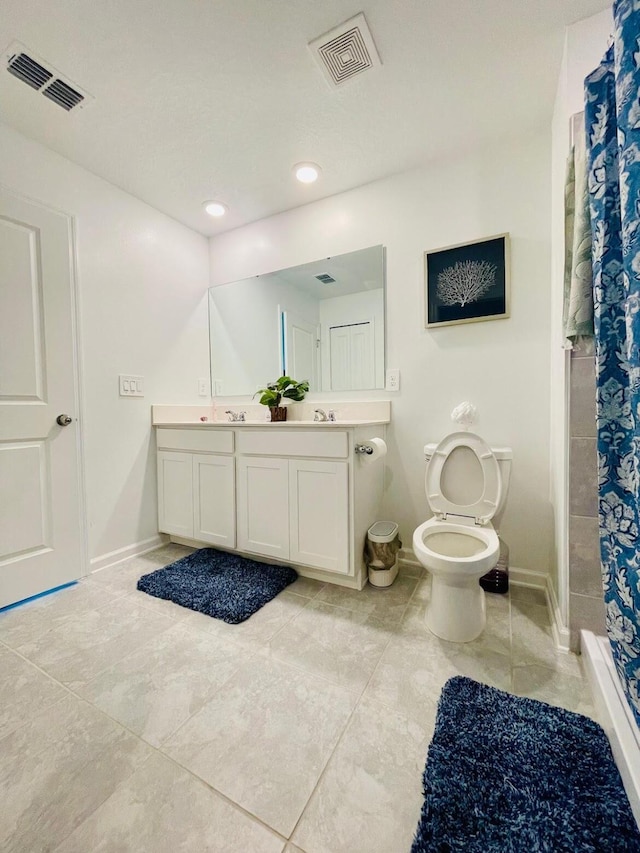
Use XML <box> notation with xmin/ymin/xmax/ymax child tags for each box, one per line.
<box><xmin>225</xmin><ymin>410</ymin><xmax>246</xmax><ymax>422</ymax></box>
<box><xmin>314</xmin><ymin>409</ymin><xmax>337</xmax><ymax>422</ymax></box>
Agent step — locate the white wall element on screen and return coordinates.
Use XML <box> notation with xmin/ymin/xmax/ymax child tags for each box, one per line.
<box><xmin>549</xmin><ymin>9</ymin><xmax>611</xmax><ymax>631</ymax></box>
<box><xmin>210</xmin><ymin>132</ymin><xmax>552</xmax><ymax>574</ymax></box>
<box><xmin>0</xmin><ymin>121</ymin><xmax>210</xmax><ymax>566</ymax></box>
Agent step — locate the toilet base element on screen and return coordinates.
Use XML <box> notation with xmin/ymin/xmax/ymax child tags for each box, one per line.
<box><xmin>426</xmin><ymin>574</ymin><xmax>486</xmax><ymax>643</ymax></box>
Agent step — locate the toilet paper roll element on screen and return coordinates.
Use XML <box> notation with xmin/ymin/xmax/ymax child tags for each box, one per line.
<box><xmin>361</xmin><ymin>437</ymin><xmax>387</xmax><ymax>463</ymax></box>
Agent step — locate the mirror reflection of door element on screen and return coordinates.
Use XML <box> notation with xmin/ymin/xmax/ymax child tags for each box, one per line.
<box><xmin>283</xmin><ymin>310</ymin><xmax>318</xmax><ymax>389</ymax></box>
<box><xmin>329</xmin><ymin>320</ymin><xmax>374</xmax><ymax>391</ymax></box>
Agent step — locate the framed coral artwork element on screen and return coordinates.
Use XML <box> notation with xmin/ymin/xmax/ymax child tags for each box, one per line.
<box><xmin>424</xmin><ymin>233</ymin><xmax>510</xmax><ymax>328</ymax></box>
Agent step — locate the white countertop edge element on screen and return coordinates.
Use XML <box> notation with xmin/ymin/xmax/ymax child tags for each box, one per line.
<box><xmin>152</xmin><ymin>419</ymin><xmax>390</xmax><ymax>428</ymax></box>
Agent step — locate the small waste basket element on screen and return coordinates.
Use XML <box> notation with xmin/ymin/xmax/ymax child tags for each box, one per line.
<box><xmin>365</xmin><ymin>521</ymin><xmax>402</xmax><ymax>588</ymax></box>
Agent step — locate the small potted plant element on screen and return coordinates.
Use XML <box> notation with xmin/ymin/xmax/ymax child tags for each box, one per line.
<box><xmin>255</xmin><ymin>376</ymin><xmax>309</xmax><ymax>422</ymax></box>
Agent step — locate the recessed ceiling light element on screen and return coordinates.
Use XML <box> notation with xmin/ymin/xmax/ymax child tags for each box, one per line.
<box><xmin>203</xmin><ymin>201</ymin><xmax>227</xmax><ymax>217</ymax></box>
<box><xmin>294</xmin><ymin>163</ymin><xmax>321</xmax><ymax>184</ymax></box>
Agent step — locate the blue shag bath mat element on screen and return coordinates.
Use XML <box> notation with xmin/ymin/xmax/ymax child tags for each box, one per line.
<box><xmin>412</xmin><ymin>676</ymin><xmax>640</xmax><ymax>853</ymax></box>
<box><xmin>137</xmin><ymin>548</ymin><xmax>297</xmax><ymax>624</ymax></box>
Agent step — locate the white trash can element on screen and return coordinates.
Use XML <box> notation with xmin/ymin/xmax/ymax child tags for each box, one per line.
<box><xmin>365</xmin><ymin>521</ymin><xmax>402</xmax><ymax>588</ymax></box>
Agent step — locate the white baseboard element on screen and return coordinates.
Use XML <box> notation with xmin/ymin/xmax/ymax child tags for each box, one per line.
<box><xmin>547</xmin><ymin>574</ymin><xmax>571</xmax><ymax>653</ymax></box>
<box><xmin>89</xmin><ymin>534</ymin><xmax>168</xmax><ymax>573</ymax></box>
<box><xmin>398</xmin><ymin>548</ymin><xmax>422</xmax><ymax>569</ymax></box>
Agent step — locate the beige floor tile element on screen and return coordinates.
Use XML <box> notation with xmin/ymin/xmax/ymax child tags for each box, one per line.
<box><xmin>512</xmin><ymin>663</ymin><xmax>596</xmax><ymax>717</ymax></box>
<box><xmin>314</xmin><ymin>575</ymin><xmax>418</xmax><ymax>626</ymax></box>
<box><xmin>509</xmin><ymin>584</ymin><xmax>547</xmax><ymax>607</ymax></box>
<box><xmin>86</xmin><ymin>545</ymin><xmax>194</xmax><ymax>594</ymax></box>
<box><xmin>363</xmin><ymin>619</ymin><xmax>511</xmax><ymax>719</ymax></box>
<box><xmin>398</xmin><ymin>561</ymin><xmax>424</xmax><ymax>579</ymax></box>
<box><xmin>163</xmin><ymin>656</ymin><xmax>357</xmax><ymax>837</ymax></box>
<box><xmin>293</xmin><ymin>698</ymin><xmax>433</xmax><ymax>853</ymax></box>
<box><xmin>183</xmin><ymin>590</ymin><xmax>310</xmax><ymax>648</ymax></box>
<box><xmin>0</xmin><ymin>581</ymin><xmax>128</xmax><ymax>649</ymax></box>
<box><xmin>55</xmin><ymin>751</ymin><xmax>285</xmax><ymax>853</ymax></box>
<box><xmin>409</xmin><ymin>577</ymin><xmax>431</xmax><ymax>607</ymax></box>
<box><xmin>287</xmin><ymin>576</ymin><xmax>326</xmax><ymax>599</ymax></box>
<box><xmin>16</xmin><ymin>597</ymin><xmax>175</xmax><ymax>690</ymax></box>
<box><xmin>0</xmin><ymin>694</ymin><xmax>151</xmax><ymax>853</ymax></box>
<box><xmin>77</xmin><ymin>623</ymin><xmax>249</xmax><ymax>746</ymax></box>
<box><xmin>266</xmin><ymin>599</ymin><xmax>395</xmax><ymax>693</ymax></box>
<box><xmin>511</xmin><ymin>601</ymin><xmax>582</xmax><ymax>677</ymax></box>
<box><xmin>0</xmin><ymin>645</ymin><xmax>68</xmax><ymax>739</ymax></box>
<box><xmin>125</xmin><ymin>587</ymin><xmax>193</xmax><ymax>620</ymax></box>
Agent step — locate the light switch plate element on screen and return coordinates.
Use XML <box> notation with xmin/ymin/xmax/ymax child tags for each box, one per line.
<box><xmin>119</xmin><ymin>374</ymin><xmax>144</xmax><ymax>397</ymax></box>
<box><xmin>386</xmin><ymin>368</ymin><xmax>400</xmax><ymax>392</ymax></box>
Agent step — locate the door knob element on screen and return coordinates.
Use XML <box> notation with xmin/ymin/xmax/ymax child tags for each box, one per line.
<box><xmin>56</xmin><ymin>414</ymin><xmax>73</xmax><ymax>426</ymax></box>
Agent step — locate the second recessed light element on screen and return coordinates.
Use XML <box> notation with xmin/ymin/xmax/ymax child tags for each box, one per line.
<box><xmin>203</xmin><ymin>201</ymin><xmax>227</xmax><ymax>217</ymax></box>
<box><xmin>294</xmin><ymin>162</ymin><xmax>321</xmax><ymax>184</ymax></box>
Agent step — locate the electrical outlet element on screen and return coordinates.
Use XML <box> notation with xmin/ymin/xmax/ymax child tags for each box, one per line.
<box><xmin>386</xmin><ymin>368</ymin><xmax>400</xmax><ymax>392</ymax></box>
<box><xmin>119</xmin><ymin>374</ymin><xmax>144</xmax><ymax>397</ymax></box>
<box><xmin>198</xmin><ymin>378</ymin><xmax>209</xmax><ymax>397</ymax></box>
<box><xmin>214</xmin><ymin>380</ymin><xmax>223</xmax><ymax>396</ymax></box>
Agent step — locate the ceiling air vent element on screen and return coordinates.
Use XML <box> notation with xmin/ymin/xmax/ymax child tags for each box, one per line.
<box><xmin>7</xmin><ymin>52</ymin><xmax>52</xmax><ymax>90</ymax></box>
<box><xmin>3</xmin><ymin>41</ymin><xmax>92</xmax><ymax>111</ymax></box>
<box><xmin>308</xmin><ymin>13</ymin><xmax>381</xmax><ymax>89</ymax></box>
<box><xmin>315</xmin><ymin>273</ymin><xmax>336</xmax><ymax>284</ymax></box>
<box><xmin>42</xmin><ymin>78</ymin><xmax>84</xmax><ymax>111</ymax></box>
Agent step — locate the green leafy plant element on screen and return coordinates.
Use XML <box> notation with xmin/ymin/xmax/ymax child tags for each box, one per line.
<box><xmin>255</xmin><ymin>376</ymin><xmax>309</xmax><ymax>407</ymax></box>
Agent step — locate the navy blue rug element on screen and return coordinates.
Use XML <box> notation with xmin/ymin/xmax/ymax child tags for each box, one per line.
<box><xmin>137</xmin><ymin>548</ymin><xmax>298</xmax><ymax>624</ymax></box>
<box><xmin>412</xmin><ymin>676</ymin><xmax>640</xmax><ymax>853</ymax></box>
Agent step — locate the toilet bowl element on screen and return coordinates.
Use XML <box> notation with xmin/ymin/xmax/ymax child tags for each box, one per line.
<box><xmin>412</xmin><ymin>431</ymin><xmax>512</xmax><ymax>643</ymax></box>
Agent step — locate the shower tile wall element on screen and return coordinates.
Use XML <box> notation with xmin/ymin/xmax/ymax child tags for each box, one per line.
<box><xmin>569</xmin><ymin>339</ymin><xmax>606</xmax><ymax>650</ymax></box>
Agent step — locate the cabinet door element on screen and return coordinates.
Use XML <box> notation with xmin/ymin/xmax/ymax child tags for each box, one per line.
<box><xmin>289</xmin><ymin>460</ymin><xmax>349</xmax><ymax>574</ymax></box>
<box><xmin>237</xmin><ymin>456</ymin><xmax>289</xmax><ymax>560</ymax></box>
<box><xmin>157</xmin><ymin>451</ymin><xmax>193</xmax><ymax>538</ymax></box>
<box><xmin>193</xmin><ymin>454</ymin><xmax>235</xmax><ymax>548</ymax></box>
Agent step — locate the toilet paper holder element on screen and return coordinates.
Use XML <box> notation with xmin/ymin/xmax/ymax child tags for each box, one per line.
<box><xmin>355</xmin><ymin>444</ymin><xmax>374</xmax><ymax>455</ymax></box>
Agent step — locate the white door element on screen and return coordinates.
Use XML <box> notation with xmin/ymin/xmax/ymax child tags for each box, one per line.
<box><xmin>157</xmin><ymin>451</ymin><xmax>193</xmax><ymax>539</ymax></box>
<box><xmin>237</xmin><ymin>456</ymin><xmax>289</xmax><ymax>560</ymax></box>
<box><xmin>283</xmin><ymin>310</ymin><xmax>317</xmax><ymax>389</ymax></box>
<box><xmin>0</xmin><ymin>190</ymin><xmax>84</xmax><ymax>609</ymax></box>
<box><xmin>193</xmin><ymin>453</ymin><xmax>235</xmax><ymax>548</ymax></box>
<box><xmin>289</xmin><ymin>460</ymin><xmax>349</xmax><ymax>574</ymax></box>
<box><xmin>329</xmin><ymin>321</ymin><xmax>374</xmax><ymax>391</ymax></box>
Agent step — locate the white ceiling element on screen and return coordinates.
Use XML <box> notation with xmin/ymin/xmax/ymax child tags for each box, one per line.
<box><xmin>1</xmin><ymin>0</ymin><xmax>609</xmax><ymax>236</ymax></box>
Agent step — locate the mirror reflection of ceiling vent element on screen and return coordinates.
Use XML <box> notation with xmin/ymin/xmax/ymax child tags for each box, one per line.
<box><xmin>315</xmin><ymin>273</ymin><xmax>336</xmax><ymax>284</ymax></box>
<box><xmin>308</xmin><ymin>13</ymin><xmax>381</xmax><ymax>89</ymax></box>
<box><xmin>4</xmin><ymin>41</ymin><xmax>92</xmax><ymax>111</ymax></box>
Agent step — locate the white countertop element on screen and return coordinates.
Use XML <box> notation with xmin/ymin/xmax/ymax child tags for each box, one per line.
<box><xmin>151</xmin><ymin>401</ymin><xmax>391</xmax><ymax>428</ymax></box>
<box><xmin>153</xmin><ymin>419</ymin><xmax>389</xmax><ymax>428</ymax></box>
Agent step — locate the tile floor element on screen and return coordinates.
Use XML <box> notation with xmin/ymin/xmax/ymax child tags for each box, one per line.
<box><xmin>0</xmin><ymin>545</ymin><xmax>597</xmax><ymax>852</ymax></box>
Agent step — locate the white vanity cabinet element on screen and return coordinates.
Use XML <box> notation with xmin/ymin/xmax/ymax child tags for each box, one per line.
<box><xmin>157</xmin><ymin>429</ymin><xmax>235</xmax><ymax>548</ymax></box>
<box><xmin>236</xmin><ymin>455</ymin><xmax>290</xmax><ymax>561</ymax></box>
<box><xmin>235</xmin><ymin>429</ymin><xmax>351</xmax><ymax>575</ymax></box>
<box><xmin>154</xmin><ymin>418</ymin><xmax>387</xmax><ymax>590</ymax></box>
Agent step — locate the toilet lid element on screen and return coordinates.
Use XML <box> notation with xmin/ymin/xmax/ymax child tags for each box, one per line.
<box><xmin>425</xmin><ymin>431</ymin><xmax>502</xmax><ymax>524</ymax></box>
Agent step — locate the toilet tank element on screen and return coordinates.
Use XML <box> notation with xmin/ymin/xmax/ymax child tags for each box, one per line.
<box><xmin>424</xmin><ymin>442</ymin><xmax>512</xmax><ymax>528</ymax></box>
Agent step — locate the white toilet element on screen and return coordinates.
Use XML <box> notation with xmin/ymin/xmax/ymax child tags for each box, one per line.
<box><xmin>412</xmin><ymin>430</ymin><xmax>512</xmax><ymax>643</ymax></box>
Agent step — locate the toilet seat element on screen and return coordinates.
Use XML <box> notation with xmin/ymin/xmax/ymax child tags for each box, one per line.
<box><xmin>426</xmin><ymin>431</ymin><xmax>502</xmax><ymax>524</ymax></box>
<box><xmin>413</xmin><ymin>517</ymin><xmax>499</xmax><ymax>576</ymax></box>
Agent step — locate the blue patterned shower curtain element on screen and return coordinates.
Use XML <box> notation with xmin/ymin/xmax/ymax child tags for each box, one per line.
<box><xmin>586</xmin><ymin>0</ymin><xmax>640</xmax><ymax>726</ymax></box>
